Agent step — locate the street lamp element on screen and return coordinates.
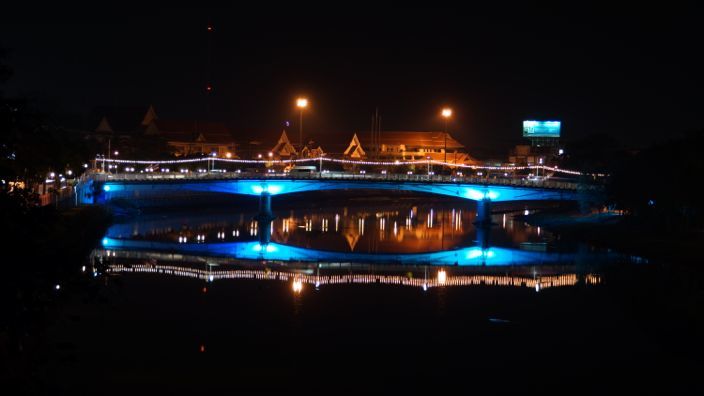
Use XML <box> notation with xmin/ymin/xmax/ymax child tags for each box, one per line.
<box><xmin>441</xmin><ymin>108</ymin><xmax>452</xmax><ymax>167</ymax></box>
<box><xmin>296</xmin><ymin>97</ymin><xmax>308</xmax><ymax>149</ymax></box>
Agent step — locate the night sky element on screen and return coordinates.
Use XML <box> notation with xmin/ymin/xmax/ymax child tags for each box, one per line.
<box><xmin>1</xmin><ymin>5</ymin><xmax>703</xmax><ymax>154</ymax></box>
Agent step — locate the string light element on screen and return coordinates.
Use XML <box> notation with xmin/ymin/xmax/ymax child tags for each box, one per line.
<box><xmin>95</xmin><ymin>156</ymin><xmax>597</xmax><ymax>176</ymax></box>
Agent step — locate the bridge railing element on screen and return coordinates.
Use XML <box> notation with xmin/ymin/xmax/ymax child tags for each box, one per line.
<box><xmin>88</xmin><ymin>170</ymin><xmax>595</xmax><ymax>191</ymax></box>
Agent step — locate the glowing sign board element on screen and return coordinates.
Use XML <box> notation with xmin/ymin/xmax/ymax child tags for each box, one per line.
<box><xmin>523</xmin><ymin>121</ymin><xmax>561</xmax><ymax>138</ymax></box>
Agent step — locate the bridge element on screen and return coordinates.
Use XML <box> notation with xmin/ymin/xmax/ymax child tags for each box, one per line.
<box><xmin>78</xmin><ymin>157</ymin><xmax>601</xmax><ymax>222</ymax></box>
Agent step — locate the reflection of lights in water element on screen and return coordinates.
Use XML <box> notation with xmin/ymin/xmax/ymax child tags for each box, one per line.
<box><xmin>106</xmin><ymin>263</ymin><xmax>589</xmax><ymax>291</ymax></box>
<box><xmin>305</xmin><ymin>219</ymin><xmax>312</xmax><ymax>232</ymax></box>
<box><xmin>393</xmin><ymin>221</ymin><xmax>398</xmax><ymax>236</ymax></box>
<box><xmin>466</xmin><ymin>248</ymin><xmax>495</xmax><ymax>260</ymax></box>
<box><xmin>292</xmin><ymin>279</ymin><xmax>303</xmax><ymax>293</ymax></box>
<box><xmin>503</xmin><ymin>214</ymin><xmax>506</xmax><ymax>229</ymax></box>
<box><xmin>437</xmin><ymin>269</ymin><xmax>447</xmax><ymax>285</ymax></box>
<box><xmin>537</xmin><ymin>226</ymin><xmax>541</xmax><ymax>236</ymax></box>
<box><xmin>359</xmin><ymin>218</ymin><xmax>365</xmax><ymax>236</ymax></box>
<box><xmin>271</xmin><ymin>222</ymin><xmax>274</xmax><ymax>234</ymax></box>
<box><xmin>406</xmin><ymin>217</ymin><xmax>412</xmax><ymax>230</ymax></box>
<box><xmin>335</xmin><ymin>214</ymin><xmax>340</xmax><ymax>232</ymax></box>
<box><xmin>252</xmin><ymin>243</ymin><xmax>277</xmax><ymax>253</ymax></box>
<box><xmin>322</xmin><ymin>218</ymin><xmax>328</xmax><ymax>232</ymax></box>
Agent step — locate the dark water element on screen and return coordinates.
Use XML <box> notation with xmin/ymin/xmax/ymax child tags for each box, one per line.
<box><xmin>44</xmin><ymin>198</ymin><xmax>703</xmax><ymax>394</ymax></box>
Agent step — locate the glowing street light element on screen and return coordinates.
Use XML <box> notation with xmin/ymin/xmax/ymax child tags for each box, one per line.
<box><xmin>441</xmin><ymin>108</ymin><xmax>452</xmax><ymax>165</ymax></box>
<box><xmin>296</xmin><ymin>97</ymin><xmax>308</xmax><ymax>149</ymax></box>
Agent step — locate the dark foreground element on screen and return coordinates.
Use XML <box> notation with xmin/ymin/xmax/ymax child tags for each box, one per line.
<box><xmin>4</xmin><ymin>196</ymin><xmax>704</xmax><ymax>394</ymax></box>
<box><xmin>32</xmin><ymin>261</ymin><xmax>704</xmax><ymax>394</ymax></box>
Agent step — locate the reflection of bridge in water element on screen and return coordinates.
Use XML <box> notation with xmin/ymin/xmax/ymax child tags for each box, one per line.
<box><xmin>101</xmin><ymin>237</ymin><xmax>620</xmax><ymax>267</ymax></box>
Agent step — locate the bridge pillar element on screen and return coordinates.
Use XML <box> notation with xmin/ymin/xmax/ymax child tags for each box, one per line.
<box><xmin>255</xmin><ymin>192</ymin><xmax>275</xmax><ymax>246</ymax></box>
<box><xmin>474</xmin><ymin>198</ymin><xmax>493</xmax><ymax>226</ymax></box>
<box><xmin>257</xmin><ymin>192</ymin><xmax>273</xmax><ymax>218</ymax></box>
<box><xmin>257</xmin><ymin>218</ymin><xmax>273</xmax><ymax>245</ymax></box>
<box><xmin>476</xmin><ymin>225</ymin><xmax>491</xmax><ymax>250</ymax></box>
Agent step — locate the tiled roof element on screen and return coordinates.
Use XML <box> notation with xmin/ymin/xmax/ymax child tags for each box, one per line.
<box><xmin>357</xmin><ymin>131</ymin><xmax>465</xmax><ymax>149</ymax></box>
<box><xmin>151</xmin><ymin>120</ymin><xmax>235</xmax><ymax>144</ymax></box>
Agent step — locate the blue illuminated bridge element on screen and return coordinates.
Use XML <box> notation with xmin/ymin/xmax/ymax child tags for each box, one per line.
<box><xmin>78</xmin><ymin>171</ymin><xmax>599</xmax><ymax>219</ymax></box>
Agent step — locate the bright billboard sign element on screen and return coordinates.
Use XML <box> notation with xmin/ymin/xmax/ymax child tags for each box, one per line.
<box><xmin>523</xmin><ymin>121</ymin><xmax>561</xmax><ymax>138</ymax></box>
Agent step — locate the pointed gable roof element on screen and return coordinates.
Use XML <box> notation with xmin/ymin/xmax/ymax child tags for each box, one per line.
<box><xmin>149</xmin><ymin>120</ymin><xmax>234</xmax><ymax>144</ymax></box>
<box><xmin>271</xmin><ymin>130</ymin><xmax>298</xmax><ymax>156</ymax></box>
<box><xmin>344</xmin><ymin>133</ymin><xmax>366</xmax><ymax>158</ymax></box>
<box><xmin>95</xmin><ymin>116</ymin><xmax>114</xmax><ymax>133</ymax></box>
<box><xmin>141</xmin><ymin>105</ymin><xmax>158</xmax><ymax>126</ymax></box>
<box><xmin>91</xmin><ymin>105</ymin><xmax>152</xmax><ymax>134</ymax></box>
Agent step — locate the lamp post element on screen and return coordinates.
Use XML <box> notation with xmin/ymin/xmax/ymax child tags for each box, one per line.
<box><xmin>441</xmin><ymin>108</ymin><xmax>452</xmax><ymax>169</ymax></box>
<box><xmin>296</xmin><ymin>98</ymin><xmax>308</xmax><ymax>149</ymax></box>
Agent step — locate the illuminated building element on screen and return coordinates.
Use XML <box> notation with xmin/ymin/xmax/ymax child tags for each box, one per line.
<box><xmin>343</xmin><ymin>131</ymin><xmax>477</xmax><ymax>165</ymax></box>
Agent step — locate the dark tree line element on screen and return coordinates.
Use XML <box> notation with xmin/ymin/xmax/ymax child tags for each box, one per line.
<box><xmin>559</xmin><ymin>131</ymin><xmax>704</xmax><ymax>231</ymax></box>
<box><xmin>608</xmin><ymin>130</ymin><xmax>704</xmax><ymax>230</ymax></box>
<box><xmin>1</xmin><ymin>51</ymin><xmax>100</xmax><ymax>191</ymax></box>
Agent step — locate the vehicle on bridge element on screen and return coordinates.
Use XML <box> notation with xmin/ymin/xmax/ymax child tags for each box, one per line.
<box><xmin>287</xmin><ymin>165</ymin><xmax>317</xmax><ymax>174</ymax></box>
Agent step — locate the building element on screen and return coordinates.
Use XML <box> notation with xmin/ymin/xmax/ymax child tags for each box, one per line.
<box><xmin>93</xmin><ymin>105</ymin><xmax>237</xmax><ymax>158</ymax></box>
<box><xmin>142</xmin><ymin>118</ymin><xmax>236</xmax><ymax>158</ymax></box>
<box><xmin>508</xmin><ymin>144</ymin><xmax>548</xmax><ymax>166</ymax></box>
<box><xmin>508</xmin><ymin>121</ymin><xmax>564</xmax><ymax>166</ymax></box>
<box><xmin>92</xmin><ymin>105</ymin><xmax>157</xmax><ymax>145</ymax></box>
<box><xmin>343</xmin><ymin>131</ymin><xmax>476</xmax><ymax>164</ymax></box>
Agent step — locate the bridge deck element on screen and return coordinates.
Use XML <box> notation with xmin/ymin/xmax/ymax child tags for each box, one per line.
<box><xmin>80</xmin><ymin>171</ymin><xmax>601</xmax><ymax>204</ymax></box>
<box><xmin>87</xmin><ymin>171</ymin><xmax>590</xmax><ymax>190</ymax></box>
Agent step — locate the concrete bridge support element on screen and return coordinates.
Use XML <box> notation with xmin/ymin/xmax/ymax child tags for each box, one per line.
<box><xmin>474</xmin><ymin>198</ymin><xmax>493</xmax><ymax>226</ymax></box>
<box><xmin>476</xmin><ymin>225</ymin><xmax>491</xmax><ymax>251</ymax></box>
<box><xmin>257</xmin><ymin>192</ymin><xmax>273</xmax><ymax>219</ymax></box>
<box><xmin>255</xmin><ymin>192</ymin><xmax>274</xmax><ymax>246</ymax></box>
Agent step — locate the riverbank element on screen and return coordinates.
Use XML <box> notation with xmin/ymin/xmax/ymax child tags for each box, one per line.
<box><xmin>520</xmin><ymin>209</ymin><xmax>704</xmax><ymax>261</ymax></box>
<box><xmin>0</xmin><ymin>203</ymin><xmax>113</xmax><ymax>393</ymax></box>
